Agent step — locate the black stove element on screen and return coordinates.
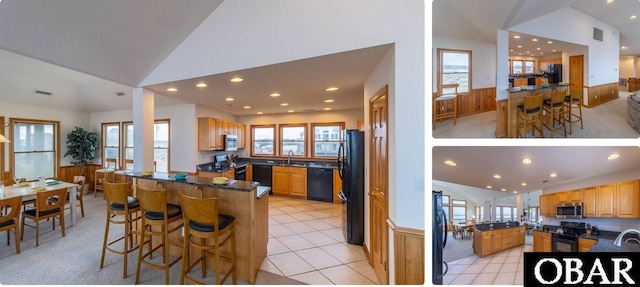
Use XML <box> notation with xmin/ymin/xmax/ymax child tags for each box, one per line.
<box><xmin>552</xmin><ymin>221</ymin><xmax>586</xmax><ymax>252</ymax></box>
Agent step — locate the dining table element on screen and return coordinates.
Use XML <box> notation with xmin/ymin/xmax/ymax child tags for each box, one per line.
<box><xmin>0</xmin><ymin>180</ymin><xmax>80</xmax><ymax>226</ymax></box>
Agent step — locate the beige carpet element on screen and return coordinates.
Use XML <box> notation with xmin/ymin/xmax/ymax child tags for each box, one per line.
<box><xmin>0</xmin><ymin>193</ymin><xmax>305</xmax><ymax>285</ymax></box>
<box><xmin>433</xmin><ymin>91</ymin><xmax>640</xmax><ymax>138</ymax></box>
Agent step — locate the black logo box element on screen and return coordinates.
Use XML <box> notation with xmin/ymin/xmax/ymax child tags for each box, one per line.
<box><xmin>524</xmin><ymin>252</ymin><xmax>640</xmax><ymax>286</ymax></box>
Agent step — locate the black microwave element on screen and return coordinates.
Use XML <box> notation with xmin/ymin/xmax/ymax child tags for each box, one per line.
<box><xmin>224</xmin><ymin>134</ymin><xmax>237</xmax><ymax>151</ymax></box>
<box><xmin>556</xmin><ymin>202</ymin><xmax>583</xmax><ymax>219</ymax></box>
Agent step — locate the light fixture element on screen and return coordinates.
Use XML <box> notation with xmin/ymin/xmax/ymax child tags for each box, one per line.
<box><xmin>326</xmin><ymin>87</ymin><xmax>339</xmax><ymax>92</ymax></box>
<box><xmin>513</xmin><ymin>35</ymin><xmax>520</xmax><ymax>39</ymax></box>
<box><xmin>536</xmin><ymin>48</ymin><xmax>541</xmax><ymax>50</ymax></box>
<box><xmin>552</xmin><ymin>50</ymin><xmax>557</xmax><ymax>52</ymax></box>
<box><xmin>243</xmin><ymin>106</ymin><xmax>251</xmax><ymax>109</ymax></box>
<box><xmin>493</xmin><ymin>174</ymin><xmax>501</xmax><ymax>179</ymax></box>
<box><xmin>547</xmin><ymin>41</ymin><xmax>553</xmax><ymax>44</ymax></box>
<box><xmin>225</xmin><ymin>97</ymin><xmax>234</xmax><ymax>101</ymax></box>
<box><xmin>606</xmin><ymin>0</ymin><xmax>614</xmax><ymax>3</ymax></box>
<box><xmin>487</xmin><ymin>185</ymin><xmax>492</xmax><ymax>189</ymax></box>
<box><xmin>513</xmin><ymin>191</ymin><xmax>518</xmax><ymax>194</ymax></box>
<box><xmin>288</xmin><ymin>110</ymin><xmax>294</xmax><ymax>113</ymax></box>
<box><xmin>501</xmin><ymin>188</ymin><xmax>506</xmax><ymax>192</ymax></box>
<box><xmin>280</xmin><ymin>103</ymin><xmax>289</xmax><ymax>106</ymax></box>
<box><xmin>230</xmin><ymin>77</ymin><xmax>243</xmax><ymax>82</ymax></box>
<box><xmin>607</xmin><ymin>153</ymin><xmax>620</xmax><ymax>160</ymax></box>
<box><xmin>196</xmin><ymin>83</ymin><xmax>207</xmax><ymax>88</ymax></box>
<box><xmin>270</xmin><ymin>93</ymin><xmax>281</xmax><ymax>97</ymax></box>
<box><xmin>324</xmin><ymin>99</ymin><xmax>334</xmax><ymax>103</ymax></box>
<box><xmin>0</xmin><ymin>134</ymin><xmax>10</xmax><ymax>143</ymax></box>
<box><xmin>522</xmin><ymin>158</ymin><xmax>532</xmax><ymax>164</ymax></box>
<box><xmin>532</xmin><ymin>38</ymin><xmax>538</xmax><ymax>42</ymax></box>
<box><xmin>621</xmin><ymin>46</ymin><xmax>627</xmax><ymax>49</ymax></box>
<box><xmin>631</xmin><ymin>15</ymin><xmax>637</xmax><ymax>20</ymax></box>
<box><xmin>166</xmin><ymin>88</ymin><xmax>177</xmax><ymax>92</ymax></box>
<box><xmin>521</xmin><ymin>183</ymin><xmax>527</xmax><ymax>186</ymax></box>
<box><xmin>550</xmin><ymin>173</ymin><xmax>558</xmax><ymax>178</ymax></box>
<box><xmin>323</xmin><ymin>107</ymin><xmax>332</xmax><ymax>111</ymax></box>
<box><xmin>444</xmin><ymin>160</ymin><xmax>456</xmax><ymax>166</ymax></box>
<box><xmin>517</xmin><ymin>45</ymin><xmax>522</xmax><ymax>48</ymax></box>
<box><xmin>257</xmin><ymin>112</ymin><xmax>263</xmax><ymax>115</ymax></box>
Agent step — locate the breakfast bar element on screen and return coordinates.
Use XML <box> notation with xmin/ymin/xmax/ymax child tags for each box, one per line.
<box><xmin>125</xmin><ymin>172</ymin><xmax>268</xmax><ymax>284</ymax></box>
<box><xmin>506</xmin><ymin>83</ymin><xmax>570</xmax><ymax>138</ymax></box>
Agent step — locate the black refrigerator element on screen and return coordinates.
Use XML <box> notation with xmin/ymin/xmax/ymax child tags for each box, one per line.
<box><xmin>338</xmin><ymin>129</ymin><xmax>364</xmax><ymax>245</ymax></box>
<box><xmin>432</xmin><ymin>190</ymin><xmax>448</xmax><ymax>284</ymax></box>
<box><xmin>547</xmin><ymin>64</ymin><xmax>562</xmax><ymax>84</ymax></box>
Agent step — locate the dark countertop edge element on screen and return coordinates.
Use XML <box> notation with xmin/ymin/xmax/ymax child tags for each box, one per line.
<box><xmin>237</xmin><ymin>159</ymin><xmax>338</xmax><ymax>169</ymax></box>
<box><xmin>476</xmin><ymin>225</ymin><xmax>524</xmax><ymax>231</ymax></box>
<box><xmin>126</xmin><ymin>172</ymin><xmax>259</xmax><ymax>192</ymax></box>
<box><xmin>507</xmin><ymin>83</ymin><xmax>570</xmax><ymax>93</ymax></box>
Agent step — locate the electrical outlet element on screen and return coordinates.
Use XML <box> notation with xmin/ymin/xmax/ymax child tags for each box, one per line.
<box><xmin>181</xmin><ymin>227</ymin><xmax>184</xmax><ymax>236</ymax></box>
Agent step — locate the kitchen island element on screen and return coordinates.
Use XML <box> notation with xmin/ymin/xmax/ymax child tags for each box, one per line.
<box><xmin>473</xmin><ymin>222</ymin><xmax>525</xmax><ymax>257</ymax></box>
<box><xmin>125</xmin><ymin>172</ymin><xmax>268</xmax><ymax>284</ymax></box>
<box><xmin>500</xmin><ymin>83</ymin><xmax>570</xmax><ymax>138</ymax></box>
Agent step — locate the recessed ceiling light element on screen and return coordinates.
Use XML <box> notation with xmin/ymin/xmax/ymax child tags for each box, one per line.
<box><xmin>526</xmin><ymin>51</ymin><xmax>530</xmax><ymax>53</ymax></box>
<box><xmin>621</xmin><ymin>46</ymin><xmax>627</xmax><ymax>49</ymax></box>
<box><xmin>280</xmin><ymin>103</ymin><xmax>289</xmax><ymax>106</ymax></box>
<box><xmin>550</xmin><ymin>173</ymin><xmax>558</xmax><ymax>178</ymax></box>
<box><xmin>225</xmin><ymin>97</ymin><xmax>234</xmax><ymax>101</ymax></box>
<box><xmin>243</xmin><ymin>106</ymin><xmax>251</xmax><ymax>109</ymax></box>
<box><xmin>540</xmin><ymin>52</ymin><xmax>544</xmax><ymax>55</ymax></box>
<box><xmin>166</xmin><ymin>88</ymin><xmax>177</xmax><ymax>92</ymax></box>
<box><xmin>517</xmin><ymin>45</ymin><xmax>522</xmax><ymax>48</ymax></box>
<box><xmin>493</xmin><ymin>174</ymin><xmax>501</xmax><ymax>179</ymax></box>
<box><xmin>444</xmin><ymin>160</ymin><xmax>456</xmax><ymax>166</ymax></box>
<box><xmin>513</xmin><ymin>35</ymin><xmax>520</xmax><ymax>39</ymax></box>
<box><xmin>501</xmin><ymin>188</ymin><xmax>506</xmax><ymax>192</ymax></box>
<box><xmin>532</xmin><ymin>38</ymin><xmax>538</xmax><ymax>42</ymax></box>
<box><xmin>536</xmin><ymin>48</ymin><xmax>541</xmax><ymax>50</ymax></box>
<box><xmin>230</xmin><ymin>77</ymin><xmax>243</xmax><ymax>82</ymax></box>
<box><xmin>288</xmin><ymin>110</ymin><xmax>294</xmax><ymax>113</ymax></box>
<box><xmin>326</xmin><ymin>87</ymin><xmax>339</xmax><ymax>92</ymax></box>
<box><xmin>607</xmin><ymin>0</ymin><xmax>614</xmax><ymax>3</ymax></box>
<box><xmin>323</xmin><ymin>107</ymin><xmax>332</xmax><ymax>111</ymax></box>
<box><xmin>257</xmin><ymin>112</ymin><xmax>263</xmax><ymax>115</ymax></box>
<box><xmin>522</xmin><ymin>158</ymin><xmax>532</xmax><ymax>164</ymax></box>
<box><xmin>487</xmin><ymin>185</ymin><xmax>492</xmax><ymax>189</ymax></box>
<box><xmin>513</xmin><ymin>191</ymin><xmax>518</xmax><ymax>194</ymax></box>
<box><xmin>324</xmin><ymin>99</ymin><xmax>334</xmax><ymax>103</ymax></box>
<box><xmin>547</xmin><ymin>41</ymin><xmax>553</xmax><ymax>44</ymax></box>
<box><xmin>196</xmin><ymin>83</ymin><xmax>207</xmax><ymax>88</ymax></box>
<box><xmin>521</xmin><ymin>183</ymin><xmax>527</xmax><ymax>186</ymax></box>
<box><xmin>552</xmin><ymin>50</ymin><xmax>557</xmax><ymax>52</ymax></box>
<box><xmin>270</xmin><ymin>93</ymin><xmax>280</xmax><ymax>97</ymax></box>
<box><xmin>607</xmin><ymin>153</ymin><xmax>620</xmax><ymax>160</ymax></box>
<box><xmin>631</xmin><ymin>15</ymin><xmax>637</xmax><ymax>20</ymax></box>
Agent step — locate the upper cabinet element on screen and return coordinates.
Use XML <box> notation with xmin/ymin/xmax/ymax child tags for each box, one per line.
<box><xmin>198</xmin><ymin>117</ymin><xmax>246</xmax><ymax>151</ymax></box>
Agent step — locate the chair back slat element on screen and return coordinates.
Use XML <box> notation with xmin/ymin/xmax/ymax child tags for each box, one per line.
<box><xmin>0</xmin><ymin>196</ymin><xmax>23</xmax><ymax>223</ymax></box>
<box><xmin>36</xmin><ymin>188</ymin><xmax>67</xmax><ymax>212</ymax></box>
<box><xmin>524</xmin><ymin>93</ymin><xmax>543</xmax><ymax>111</ymax></box>
<box><xmin>550</xmin><ymin>90</ymin><xmax>565</xmax><ymax>105</ymax></box>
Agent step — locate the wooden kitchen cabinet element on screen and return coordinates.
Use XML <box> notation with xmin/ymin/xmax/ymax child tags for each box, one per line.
<box><xmin>491</xmin><ymin>230</ymin><xmax>503</xmax><ymax>254</ymax></box>
<box><xmin>533</xmin><ymin>230</ymin><xmax>551</xmax><ymax>252</ymax></box>
<box><xmin>333</xmin><ymin>169</ymin><xmax>342</xmax><ymax>204</ymax></box>
<box><xmin>569</xmin><ymin>189</ymin><xmax>583</xmax><ymax>202</ymax></box>
<box><xmin>548</xmin><ymin>193</ymin><xmax>557</xmax><ymax>217</ymax></box>
<box><xmin>616</xmin><ymin>180</ymin><xmax>639</xmax><ymax>218</ymax></box>
<box><xmin>514</xmin><ymin>78</ymin><xmax>527</xmax><ymax>87</ymax></box>
<box><xmin>578</xmin><ymin>238</ymin><xmax>597</xmax><ymax>252</ymax></box>
<box><xmin>596</xmin><ymin>184</ymin><xmax>615</xmax><ymax>217</ymax></box>
<box><xmin>481</xmin><ymin>231</ymin><xmax>492</xmax><ymax>255</ymax></box>
<box><xmin>583</xmin><ymin>186</ymin><xmax>597</xmax><ymax>217</ymax></box>
<box><xmin>245</xmin><ymin>164</ymin><xmax>253</xmax><ymax>181</ymax></box>
<box><xmin>540</xmin><ymin>194</ymin><xmax>549</xmax><ymax>216</ymax></box>
<box><xmin>198</xmin><ymin>117</ymin><xmax>224</xmax><ymax>150</ymax></box>
<box><xmin>556</xmin><ymin>192</ymin><xmax>568</xmax><ymax>204</ymax></box>
<box><xmin>272</xmin><ymin>166</ymin><xmax>307</xmax><ymax>198</ymax></box>
<box><xmin>474</xmin><ymin>227</ymin><xmax>524</xmax><ymax>257</ymax></box>
<box><xmin>198</xmin><ymin>170</ymin><xmax>235</xmax><ymax>180</ymax></box>
<box><xmin>238</xmin><ymin>124</ymin><xmax>246</xmax><ymax>148</ymax></box>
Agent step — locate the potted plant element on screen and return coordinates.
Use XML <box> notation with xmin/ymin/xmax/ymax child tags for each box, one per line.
<box><xmin>63</xmin><ymin>126</ymin><xmax>99</xmax><ymax>178</ymax></box>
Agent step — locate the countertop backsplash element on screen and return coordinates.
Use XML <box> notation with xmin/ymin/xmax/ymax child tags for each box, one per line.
<box><xmin>542</xmin><ymin>216</ymin><xmax>640</xmax><ymax>233</ymax></box>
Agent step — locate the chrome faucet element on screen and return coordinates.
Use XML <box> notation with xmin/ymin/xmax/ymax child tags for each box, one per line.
<box><xmin>613</xmin><ymin>229</ymin><xmax>640</xmax><ymax>246</ymax></box>
<box><xmin>287</xmin><ymin>150</ymin><xmax>294</xmax><ymax>165</ymax></box>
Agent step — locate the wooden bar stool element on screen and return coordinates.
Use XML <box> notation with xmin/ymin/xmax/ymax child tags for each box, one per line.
<box><xmin>543</xmin><ymin>90</ymin><xmax>567</xmax><ymax>137</ymax></box>
<box><xmin>178</xmin><ymin>192</ymin><xmax>237</xmax><ymax>285</ymax></box>
<box><xmin>135</xmin><ymin>186</ymin><xmax>183</xmax><ymax>285</ymax></box>
<box><xmin>100</xmin><ymin>182</ymin><xmax>141</xmax><ymax>278</ymax></box>
<box><xmin>516</xmin><ymin>93</ymin><xmax>544</xmax><ymax>138</ymax></box>
<box><xmin>433</xmin><ymin>83</ymin><xmax>459</xmax><ymax>129</ymax></box>
<box><xmin>564</xmin><ymin>93</ymin><xmax>584</xmax><ymax>134</ymax></box>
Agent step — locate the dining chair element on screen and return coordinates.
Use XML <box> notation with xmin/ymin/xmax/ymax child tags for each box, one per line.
<box><xmin>70</xmin><ymin>175</ymin><xmax>86</xmax><ymax>217</ymax></box>
<box><xmin>21</xmin><ymin>188</ymin><xmax>67</xmax><ymax>247</ymax></box>
<box><xmin>179</xmin><ymin>192</ymin><xmax>237</xmax><ymax>285</ymax></box>
<box><xmin>0</xmin><ymin>195</ymin><xmax>23</xmax><ymax>254</ymax></box>
<box><xmin>433</xmin><ymin>84</ymin><xmax>459</xmax><ymax>129</ymax></box>
<box><xmin>516</xmin><ymin>93</ymin><xmax>544</xmax><ymax>138</ymax></box>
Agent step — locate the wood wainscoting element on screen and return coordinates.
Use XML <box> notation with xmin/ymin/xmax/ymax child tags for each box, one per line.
<box><xmin>629</xmin><ymin>78</ymin><xmax>640</xmax><ymax>93</ymax></box>
<box><xmin>432</xmin><ymin>87</ymin><xmax>497</xmax><ymax>119</ymax></box>
<box><xmin>59</xmin><ymin>164</ymin><xmax>102</xmax><ymax>193</ymax></box>
<box><xmin>585</xmin><ymin>82</ymin><xmax>619</xmax><ymax>108</ymax></box>
<box><xmin>389</xmin><ymin>220</ymin><xmax>425</xmax><ymax>285</ymax></box>
<box><xmin>495</xmin><ymin>99</ymin><xmax>508</xmax><ymax>138</ymax></box>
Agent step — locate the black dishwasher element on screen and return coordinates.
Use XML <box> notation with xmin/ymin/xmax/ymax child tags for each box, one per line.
<box><xmin>252</xmin><ymin>164</ymin><xmax>273</xmax><ymax>195</ymax></box>
<box><xmin>307</xmin><ymin>168</ymin><xmax>333</xmax><ymax>202</ymax></box>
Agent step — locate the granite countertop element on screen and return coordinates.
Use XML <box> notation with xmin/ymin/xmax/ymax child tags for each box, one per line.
<box><xmin>475</xmin><ymin>221</ymin><xmax>521</xmax><ymax>231</ymax></box>
<box><xmin>236</xmin><ymin>158</ymin><xmax>338</xmax><ymax>169</ymax></box>
<box><xmin>126</xmin><ymin>172</ymin><xmax>259</xmax><ymax>192</ymax></box>
<box><xmin>589</xmin><ymin>238</ymin><xmax>640</xmax><ymax>252</ymax></box>
<box><xmin>507</xmin><ymin>83</ymin><xmax>570</xmax><ymax>93</ymax></box>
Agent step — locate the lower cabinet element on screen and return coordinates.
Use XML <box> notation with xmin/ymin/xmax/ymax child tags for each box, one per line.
<box><xmin>272</xmin><ymin>166</ymin><xmax>307</xmax><ymax>198</ymax></box>
<box><xmin>533</xmin><ymin>230</ymin><xmax>552</xmax><ymax>252</ymax></box>
<box><xmin>197</xmin><ymin>170</ymin><xmax>235</xmax><ymax>180</ymax></box>
<box><xmin>473</xmin><ymin>227</ymin><xmax>525</xmax><ymax>257</ymax></box>
<box><xmin>578</xmin><ymin>238</ymin><xmax>597</xmax><ymax>252</ymax></box>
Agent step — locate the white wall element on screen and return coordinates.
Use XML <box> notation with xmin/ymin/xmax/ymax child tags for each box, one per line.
<box><xmin>0</xmin><ymin>103</ymin><xmax>90</xmax><ymax>169</ymax></box>
<box><xmin>620</xmin><ymin>57</ymin><xmax>635</xmax><ymax>79</ymax></box>
<box><xmin>432</xmin><ymin>36</ymin><xmax>497</xmax><ymax>92</ymax></box>
<box><xmin>510</xmin><ymin>7</ymin><xmax>619</xmax><ymax>87</ymax></box>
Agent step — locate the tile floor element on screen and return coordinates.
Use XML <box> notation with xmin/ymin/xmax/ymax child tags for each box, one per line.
<box><xmin>259</xmin><ymin>195</ymin><xmax>379</xmax><ymax>285</ymax></box>
<box><xmin>443</xmin><ymin>235</ymin><xmax>534</xmax><ymax>285</ymax></box>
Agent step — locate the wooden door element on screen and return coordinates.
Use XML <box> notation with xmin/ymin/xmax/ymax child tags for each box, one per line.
<box><xmin>569</xmin><ymin>55</ymin><xmax>584</xmax><ymax>104</ymax></box>
<box><xmin>369</xmin><ymin>86</ymin><xmax>388</xmax><ymax>284</ymax></box>
<box><xmin>596</xmin><ymin>184</ymin><xmax>615</xmax><ymax>217</ymax></box>
<box><xmin>616</xmin><ymin>180</ymin><xmax>639</xmax><ymax>218</ymax></box>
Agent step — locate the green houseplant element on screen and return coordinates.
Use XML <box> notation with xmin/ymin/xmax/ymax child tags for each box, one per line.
<box><xmin>63</xmin><ymin>126</ymin><xmax>99</xmax><ymax>177</ymax></box>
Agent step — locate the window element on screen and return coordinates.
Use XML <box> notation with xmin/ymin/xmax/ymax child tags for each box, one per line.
<box><xmin>474</xmin><ymin>206</ymin><xmax>484</xmax><ymax>222</ymax></box>
<box><xmin>451</xmin><ymin>199</ymin><xmax>467</xmax><ymax>223</ymax></box>
<box><xmin>525</xmin><ymin>60</ymin><xmax>535</xmax><ymax>73</ymax></box>
<box><xmin>496</xmin><ymin>205</ymin><xmax>517</xmax><ymax>222</ymax></box>
<box><xmin>280</xmin><ymin>124</ymin><xmax>306</xmax><ymax>156</ymax></box>
<box><xmin>311</xmin><ymin>122</ymin><xmax>344</xmax><ymax>158</ymax></box>
<box><xmin>11</xmin><ymin>119</ymin><xmax>59</xmax><ymax>181</ymax></box>
<box><xmin>153</xmin><ymin>120</ymin><xmax>169</xmax><ymax>173</ymax></box>
<box><xmin>503</xmin><ymin>206</ymin><xmax>512</xmax><ymax>221</ymax></box>
<box><xmin>511</xmin><ymin>60</ymin><xmax>523</xmax><ymax>74</ymax></box>
<box><xmin>123</xmin><ymin>122</ymin><xmax>134</xmax><ymax>166</ymax></box>
<box><xmin>102</xmin><ymin>122</ymin><xmax>120</xmax><ymax>168</ymax></box>
<box><xmin>527</xmin><ymin>206</ymin><xmax>540</xmax><ymax>222</ymax></box>
<box><xmin>438</xmin><ymin>49</ymin><xmax>471</xmax><ymax>93</ymax></box>
<box><xmin>495</xmin><ymin>206</ymin><xmax>502</xmax><ymax>222</ymax></box>
<box><xmin>251</xmin><ymin>125</ymin><xmax>275</xmax><ymax>156</ymax></box>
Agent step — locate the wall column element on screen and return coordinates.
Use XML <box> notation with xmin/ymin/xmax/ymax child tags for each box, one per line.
<box><xmin>132</xmin><ymin>88</ymin><xmax>155</xmax><ymax>172</ymax></box>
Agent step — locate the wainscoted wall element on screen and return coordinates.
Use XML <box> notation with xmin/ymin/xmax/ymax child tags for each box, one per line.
<box><xmin>585</xmin><ymin>82</ymin><xmax>619</xmax><ymax>108</ymax></box>
<box><xmin>432</xmin><ymin>87</ymin><xmax>497</xmax><ymax>121</ymax></box>
<box><xmin>391</xmin><ymin>222</ymin><xmax>424</xmax><ymax>285</ymax></box>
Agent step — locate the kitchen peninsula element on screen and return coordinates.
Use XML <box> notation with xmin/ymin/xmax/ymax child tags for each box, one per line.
<box><xmin>499</xmin><ymin>83</ymin><xmax>570</xmax><ymax>138</ymax></box>
<box><xmin>473</xmin><ymin>222</ymin><xmax>525</xmax><ymax>257</ymax></box>
<box><xmin>125</xmin><ymin>172</ymin><xmax>269</xmax><ymax>284</ymax></box>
